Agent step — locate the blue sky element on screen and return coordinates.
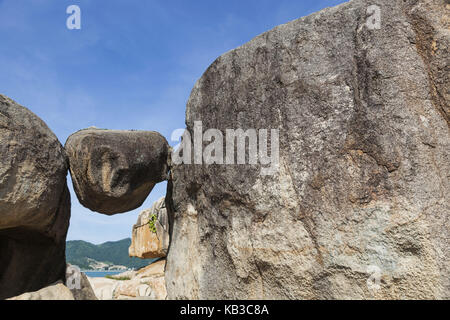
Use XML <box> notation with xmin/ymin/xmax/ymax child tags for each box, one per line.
<box><xmin>0</xmin><ymin>0</ymin><xmax>346</xmax><ymax>244</ymax></box>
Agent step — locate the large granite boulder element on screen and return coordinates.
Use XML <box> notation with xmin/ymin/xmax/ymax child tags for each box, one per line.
<box><xmin>65</xmin><ymin>128</ymin><xmax>169</xmax><ymax>215</ymax></box>
<box><xmin>129</xmin><ymin>197</ymin><xmax>170</xmax><ymax>259</ymax></box>
<box><xmin>166</xmin><ymin>0</ymin><xmax>449</xmax><ymax>299</ymax></box>
<box><xmin>0</xmin><ymin>94</ymin><xmax>71</xmax><ymax>300</ymax></box>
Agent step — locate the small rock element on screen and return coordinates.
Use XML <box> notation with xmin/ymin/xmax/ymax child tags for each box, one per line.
<box><xmin>7</xmin><ymin>281</ymin><xmax>75</xmax><ymax>300</ymax></box>
<box><xmin>129</xmin><ymin>198</ymin><xmax>170</xmax><ymax>259</ymax></box>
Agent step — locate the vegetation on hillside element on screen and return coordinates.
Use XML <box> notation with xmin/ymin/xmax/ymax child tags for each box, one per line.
<box><xmin>66</xmin><ymin>238</ymin><xmax>155</xmax><ymax>270</ymax></box>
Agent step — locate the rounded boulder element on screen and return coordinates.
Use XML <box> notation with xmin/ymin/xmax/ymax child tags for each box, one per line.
<box><xmin>65</xmin><ymin>128</ymin><xmax>169</xmax><ymax>215</ymax></box>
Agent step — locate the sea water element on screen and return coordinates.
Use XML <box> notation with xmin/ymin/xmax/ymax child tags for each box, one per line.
<box><xmin>83</xmin><ymin>271</ymin><xmax>124</xmax><ymax>278</ymax></box>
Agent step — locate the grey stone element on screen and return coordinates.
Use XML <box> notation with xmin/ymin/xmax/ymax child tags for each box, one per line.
<box><xmin>0</xmin><ymin>94</ymin><xmax>70</xmax><ymax>299</ymax></box>
<box><xmin>166</xmin><ymin>0</ymin><xmax>449</xmax><ymax>299</ymax></box>
<box><xmin>66</xmin><ymin>264</ymin><xmax>98</xmax><ymax>300</ymax></box>
<box><xmin>7</xmin><ymin>281</ymin><xmax>75</xmax><ymax>300</ymax></box>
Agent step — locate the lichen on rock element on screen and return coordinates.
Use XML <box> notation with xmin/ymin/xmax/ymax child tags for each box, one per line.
<box><xmin>165</xmin><ymin>0</ymin><xmax>449</xmax><ymax>300</ymax></box>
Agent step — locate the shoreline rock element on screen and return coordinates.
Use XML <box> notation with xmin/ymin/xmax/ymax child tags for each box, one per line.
<box><xmin>7</xmin><ymin>281</ymin><xmax>75</xmax><ymax>300</ymax></box>
<box><xmin>88</xmin><ymin>259</ymin><xmax>167</xmax><ymax>300</ymax></box>
<box><xmin>129</xmin><ymin>197</ymin><xmax>170</xmax><ymax>259</ymax></box>
<box><xmin>0</xmin><ymin>94</ymin><xmax>71</xmax><ymax>299</ymax></box>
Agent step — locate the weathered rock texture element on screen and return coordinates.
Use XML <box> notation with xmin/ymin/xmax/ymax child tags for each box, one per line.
<box><xmin>65</xmin><ymin>128</ymin><xmax>169</xmax><ymax>215</ymax></box>
<box><xmin>0</xmin><ymin>94</ymin><xmax>70</xmax><ymax>299</ymax></box>
<box><xmin>166</xmin><ymin>0</ymin><xmax>449</xmax><ymax>299</ymax></box>
<box><xmin>88</xmin><ymin>259</ymin><xmax>167</xmax><ymax>300</ymax></box>
<box><xmin>129</xmin><ymin>197</ymin><xmax>170</xmax><ymax>259</ymax></box>
<box><xmin>7</xmin><ymin>281</ymin><xmax>75</xmax><ymax>300</ymax></box>
<box><xmin>66</xmin><ymin>265</ymin><xmax>98</xmax><ymax>300</ymax></box>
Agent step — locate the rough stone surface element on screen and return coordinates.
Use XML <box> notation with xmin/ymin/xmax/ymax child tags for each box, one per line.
<box><xmin>0</xmin><ymin>94</ymin><xmax>70</xmax><ymax>299</ymax></box>
<box><xmin>129</xmin><ymin>197</ymin><xmax>170</xmax><ymax>259</ymax></box>
<box><xmin>65</xmin><ymin>128</ymin><xmax>169</xmax><ymax>215</ymax></box>
<box><xmin>166</xmin><ymin>0</ymin><xmax>449</xmax><ymax>299</ymax></box>
<box><xmin>66</xmin><ymin>265</ymin><xmax>98</xmax><ymax>300</ymax></box>
<box><xmin>7</xmin><ymin>281</ymin><xmax>75</xmax><ymax>300</ymax></box>
<box><xmin>88</xmin><ymin>259</ymin><xmax>167</xmax><ymax>300</ymax></box>
<box><xmin>86</xmin><ymin>277</ymin><xmax>118</xmax><ymax>300</ymax></box>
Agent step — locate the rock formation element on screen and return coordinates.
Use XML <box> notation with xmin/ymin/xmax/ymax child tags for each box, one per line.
<box><xmin>65</xmin><ymin>128</ymin><xmax>169</xmax><ymax>215</ymax></box>
<box><xmin>129</xmin><ymin>197</ymin><xmax>170</xmax><ymax>259</ymax></box>
<box><xmin>0</xmin><ymin>95</ymin><xmax>71</xmax><ymax>299</ymax></box>
<box><xmin>88</xmin><ymin>259</ymin><xmax>167</xmax><ymax>300</ymax></box>
<box><xmin>66</xmin><ymin>264</ymin><xmax>98</xmax><ymax>300</ymax></box>
<box><xmin>1</xmin><ymin>0</ymin><xmax>448</xmax><ymax>301</ymax></box>
<box><xmin>7</xmin><ymin>281</ymin><xmax>75</xmax><ymax>300</ymax></box>
<box><xmin>166</xmin><ymin>0</ymin><xmax>449</xmax><ymax>299</ymax></box>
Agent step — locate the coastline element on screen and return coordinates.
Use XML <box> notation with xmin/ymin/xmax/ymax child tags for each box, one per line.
<box><xmin>83</xmin><ymin>271</ymin><xmax>125</xmax><ymax>278</ymax></box>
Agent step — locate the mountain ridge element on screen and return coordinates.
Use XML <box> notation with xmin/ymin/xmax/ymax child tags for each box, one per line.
<box><xmin>66</xmin><ymin>238</ymin><xmax>155</xmax><ymax>270</ymax></box>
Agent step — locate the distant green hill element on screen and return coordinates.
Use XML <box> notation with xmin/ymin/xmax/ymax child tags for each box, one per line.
<box><xmin>66</xmin><ymin>238</ymin><xmax>155</xmax><ymax>270</ymax></box>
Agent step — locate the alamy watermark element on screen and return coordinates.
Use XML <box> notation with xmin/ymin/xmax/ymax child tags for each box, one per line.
<box><xmin>171</xmin><ymin>122</ymin><xmax>280</xmax><ymax>176</ymax></box>
<box><xmin>66</xmin><ymin>5</ymin><xmax>81</xmax><ymax>30</ymax></box>
<box><xmin>366</xmin><ymin>5</ymin><xmax>381</xmax><ymax>30</ymax></box>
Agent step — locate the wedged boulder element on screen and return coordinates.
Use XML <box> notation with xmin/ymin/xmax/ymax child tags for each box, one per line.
<box><xmin>129</xmin><ymin>197</ymin><xmax>170</xmax><ymax>259</ymax></box>
<box><xmin>65</xmin><ymin>128</ymin><xmax>169</xmax><ymax>215</ymax></box>
<box><xmin>0</xmin><ymin>94</ymin><xmax>71</xmax><ymax>299</ymax></box>
<box><xmin>166</xmin><ymin>0</ymin><xmax>449</xmax><ymax>299</ymax></box>
<box><xmin>7</xmin><ymin>281</ymin><xmax>75</xmax><ymax>300</ymax></box>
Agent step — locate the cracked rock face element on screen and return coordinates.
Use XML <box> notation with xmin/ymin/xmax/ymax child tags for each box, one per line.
<box><xmin>7</xmin><ymin>281</ymin><xmax>75</xmax><ymax>300</ymax></box>
<box><xmin>88</xmin><ymin>259</ymin><xmax>167</xmax><ymax>300</ymax></box>
<box><xmin>0</xmin><ymin>94</ymin><xmax>70</xmax><ymax>299</ymax></box>
<box><xmin>166</xmin><ymin>0</ymin><xmax>449</xmax><ymax>299</ymax></box>
<box><xmin>65</xmin><ymin>129</ymin><xmax>169</xmax><ymax>215</ymax></box>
